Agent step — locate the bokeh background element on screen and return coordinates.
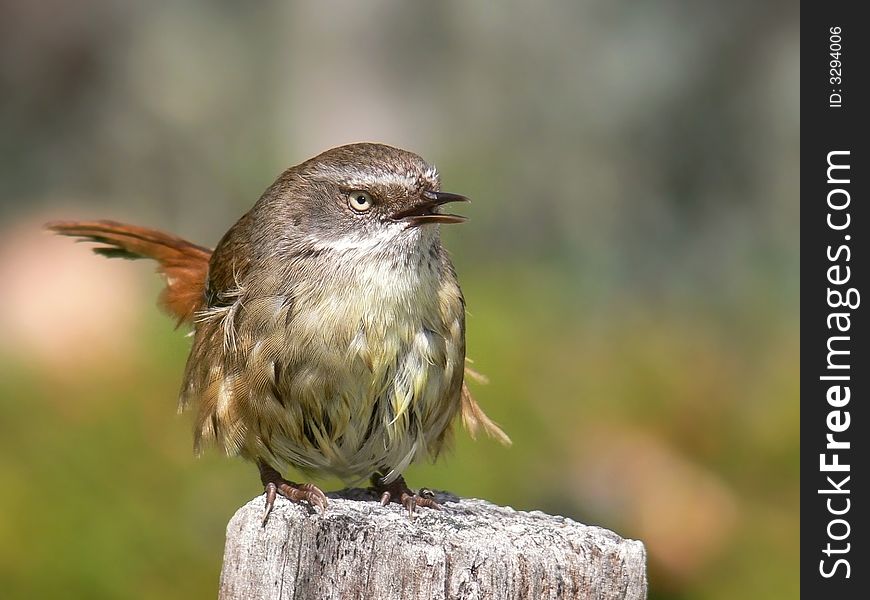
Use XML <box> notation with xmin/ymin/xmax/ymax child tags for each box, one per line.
<box><xmin>0</xmin><ymin>1</ymin><xmax>798</xmax><ymax>598</ymax></box>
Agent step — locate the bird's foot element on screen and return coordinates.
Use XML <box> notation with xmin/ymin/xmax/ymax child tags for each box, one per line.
<box><xmin>370</xmin><ymin>473</ymin><xmax>441</xmax><ymax>517</ymax></box>
<box><xmin>258</xmin><ymin>461</ymin><xmax>327</xmax><ymax>525</ymax></box>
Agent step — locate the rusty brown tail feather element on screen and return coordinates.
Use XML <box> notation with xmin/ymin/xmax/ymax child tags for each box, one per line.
<box><xmin>46</xmin><ymin>220</ymin><xmax>212</xmax><ymax>326</ymax></box>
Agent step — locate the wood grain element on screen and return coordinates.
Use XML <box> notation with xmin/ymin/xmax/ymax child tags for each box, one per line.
<box><xmin>219</xmin><ymin>489</ymin><xmax>647</xmax><ymax>600</ymax></box>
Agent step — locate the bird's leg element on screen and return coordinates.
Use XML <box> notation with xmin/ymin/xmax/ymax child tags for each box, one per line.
<box><xmin>370</xmin><ymin>472</ymin><xmax>441</xmax><ymax>517</ymax></box>
<box><xmin>258</xmin><ymin>460</ymin><xmax>327</xmax><ymax>525</ymax></box>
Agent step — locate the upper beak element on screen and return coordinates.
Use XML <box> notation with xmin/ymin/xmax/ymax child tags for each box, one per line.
<box><xmin>391</xmin><ymin>190</ymin><xmax>471</xmax><ymax>226</ymax></box>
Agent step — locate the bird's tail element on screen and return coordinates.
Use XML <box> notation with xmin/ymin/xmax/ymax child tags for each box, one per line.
<box><xmin>461</xmin><ymin>364</ymin><xmax>512</xmax><ymax>446</ymax></box>
<box><xmin>46</xmin><ymin>220</ymin><xmax>213</xmax><ymax>325</ymax></box>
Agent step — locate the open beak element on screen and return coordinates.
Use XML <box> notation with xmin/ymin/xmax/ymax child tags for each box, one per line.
<box><xmin>391</xmin><ymin>191</ymin><xmax>470</xmax><ymax>226</ymax></box>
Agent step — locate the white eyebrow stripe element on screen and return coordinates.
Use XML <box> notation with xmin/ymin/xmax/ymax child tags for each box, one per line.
<box><xmin>349</xmin><ymin>173</ymin><xmax>421</xmax><ymax>189</ymax></box>
<box><xmin>308</xmin><ymin>166</ymin><xmax>440</xmax><ymax>191</ymax></box>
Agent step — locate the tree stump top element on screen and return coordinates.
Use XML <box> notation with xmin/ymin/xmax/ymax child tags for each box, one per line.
<box><xmin>220</xmin><ymin>489</ymin><xmax>647</xmax><ymax>600</ymax></box>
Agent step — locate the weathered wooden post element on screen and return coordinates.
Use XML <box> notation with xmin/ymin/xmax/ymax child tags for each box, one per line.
<box><xmin>219</xmin><ymin>489</ymin><xmax>647</xmax><ymax>599</ymax></box>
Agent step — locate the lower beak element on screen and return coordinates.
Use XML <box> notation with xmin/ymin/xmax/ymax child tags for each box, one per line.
<box><xmin>391</xmin><ymin>191</ymin><xmax>471</xmax><ymax>226</ymax></box>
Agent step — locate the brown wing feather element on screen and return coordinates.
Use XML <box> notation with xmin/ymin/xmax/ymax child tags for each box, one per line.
<box><xmin>46</xmin><ymin>219</ymin><xmax>212</xmax><ymax>325</ymax></box>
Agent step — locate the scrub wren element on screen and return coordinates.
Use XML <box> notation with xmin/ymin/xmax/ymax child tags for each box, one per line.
<box><xmin>49</xmin><ymin>143</ymin><xmax>509</xmax><ymax>522</ymax></box>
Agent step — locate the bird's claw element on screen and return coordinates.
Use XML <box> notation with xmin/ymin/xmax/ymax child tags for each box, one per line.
<box><xmin>373</xmin><ymin>475</ymin><xmax>441</xmax><ymax>517</ymax></box>
<box><xmin>259</xmin><ymin>462</ymin><xmax>327</xmax><ymax>525</ymax></box>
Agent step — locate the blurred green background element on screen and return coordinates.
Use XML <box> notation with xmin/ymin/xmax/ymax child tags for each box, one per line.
<box><xmin>0</xmin><ymin>1</ymin><xmax>798</xmax><ymax>598</ymax></box>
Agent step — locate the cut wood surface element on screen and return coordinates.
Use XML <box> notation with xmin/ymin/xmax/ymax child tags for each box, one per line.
<box><xmin>220</xmin><ymin>488</ymin><xmax>647</xmax><ymax>600</ymax></box>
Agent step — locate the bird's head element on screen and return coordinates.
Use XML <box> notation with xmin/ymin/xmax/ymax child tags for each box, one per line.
<box><xmin>256</xmin><ymin>143</ymin><xmax>469</xmax><ymax>255</ymax></box>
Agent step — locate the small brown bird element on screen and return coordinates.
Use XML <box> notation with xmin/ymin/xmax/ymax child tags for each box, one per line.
<box><xmin>48</xmin><ymin>143</ymin><xmax>509</xmax><ymax>521</ymax></box>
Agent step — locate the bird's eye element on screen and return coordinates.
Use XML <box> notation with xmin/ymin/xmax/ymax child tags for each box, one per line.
<box><xmin>347</xmin><ymin>190</ymin><xmax>374</xmax><ymax>212</ymax></box>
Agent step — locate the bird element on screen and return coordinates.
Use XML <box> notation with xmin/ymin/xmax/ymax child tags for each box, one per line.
<box><xmin>48</xmin><ymin>142</ymin><xmax>509</xmax><ymax>522</ymax></box>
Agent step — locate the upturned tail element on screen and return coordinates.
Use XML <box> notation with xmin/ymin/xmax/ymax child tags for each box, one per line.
<box><xmin>46</xmin><ymin>220</ymin><xmax>212</xmax><ymax>325</ymax></box>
